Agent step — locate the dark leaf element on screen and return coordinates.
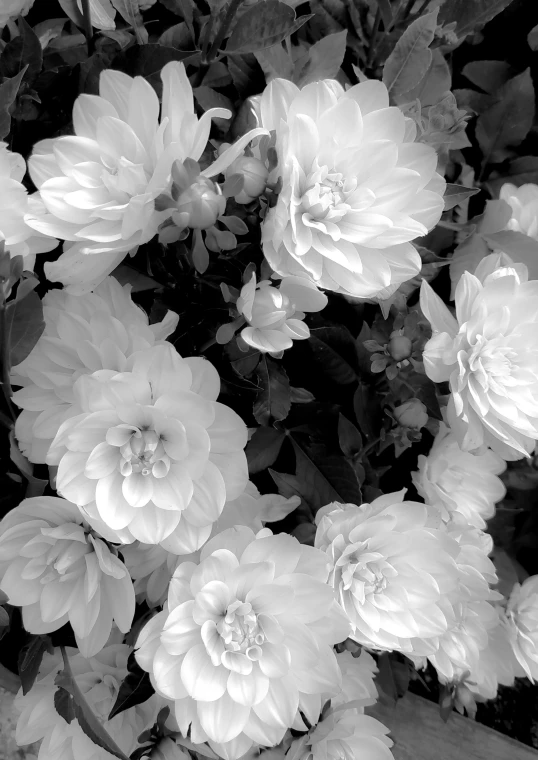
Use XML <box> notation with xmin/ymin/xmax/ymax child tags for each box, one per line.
<box><xmin>439</xmin><ymin>0</ymin><xmax>516</xmax><ymax>40</ymax></box>
<box><xmin>476</xmin><ymin>69</ymin><xmax>535</xmax><ymax>165</ymax></box>
<box><xmin>54</xmin><ymin>687</ymin><xmax>76</xmax><ymax>723</ymax></box>
<box><xmin>57</xmin><ymin>0</ymin><xmax>86</xmax><ymax>27</ymax></box>
<box><xmin>6</xmin><ymin>289</ymin><xmax>45</xmax><ymax>368</ymax></box>
<box><xmin>246</xmin><ymin>426</ymin><xmax>286</xmax><ymax>474</ymax></box>
<box><xmin>338</xmin><ymin>414</ymin><xmax>363</xmax><ymax>459</ymax></box>
<box><xmin>292</xmin><ymin>523</ymin><xmax>316</xmax><ymax>545</ymax></box>
<box><xmin>308</xmin><ymin>326</ymin><xmax>358</xmax><ymax>385</ymax></box>
<box><xmin>228</xmin><ymin>53</ymin><xmax>259</xmax><ymax>97</ymax></box>
<box><xmin>354</xmin><ymin>382</ymin><xmax>382</xmax><ymax>441</ymax></box>
<box><xmin>0</xmin><ymin>67</ymin><xmax>28</xmax><ymax>139</ymax></box>
<box><xmin>291</xmin><ymin>436</ymin><xmax>362</xmax><ymax>509</ymax></box>
<box><xmin>443</xmin><ymin>184</ymin><xmax>480</xmax><ymax>210</ymax></box>
<box><xmin>55</xmin><ymin>650</ymin><xmax>130</xmax><ymax>760</ymax></box>
<box><xmin>0</xmin><ymin>17</ymin><xmax>43</xmax><ymax>82</ymax></box>
<box><xmin>376</xmin><ymin>0</ymin><xmax>393</xmax><ymax>29</ymax></box>
<box><xmin>110</xmin><ymin>0</ymin><xmax>148</xmax><ymax>44</ymax></box>
<box><xmin>225</xmin><ymin>1</ymin><xmax>313</xmax><ymax>55</ymax></box>
<box><xmin>462</xmin><ymin>60</ymin><xmax>512</xmax><ymax>94</ymax></box>
<box><xmin>269</xmin><ymin>469</ymin><xmax>306</xmax><ymax>502</ymax></box>
<box><xmin>108</xmin><ymin>653</ymin><xmax>154</xmax><ymax>720</ymax></box>
<box><xmin>18</xmin><ymin>635</ymin><xmax>52</xmax><ymax>695</ymax></box>
<box><xmin>454</xmin><ymin>88</ymin><xmax>498</xmax><ymax>115</ymax></box>
<box><xmin>0</xmin><ymin>606</ymin><xmax>9</xmax><ymax>629</ymax></box>
<box><xmin>382</xmin><ymin>10</ymin><xmax>438</xmax><ymax>99</ymax></box>
<box><xmin>529</xmin><ymin>24</ymin><xmax>538</xmax><ymax>51</ymax></box>
<box><xmin>112</xmin><ymin>45</ymin><xmax>199</xmax><ymax>92</ymax></box>
<box><xmin>376</xmin><ymin>653</ymin><xmax>398</xmax><ymax>706</ymax></box>
<box><xmin>253</xmin><ymin>357</ymin><xmax>291</xmax><ymax>425</ymax></box>
<box><xmin>158</xmin><ymin>22</ymin><xmax>195</xmax><ymax>50</ymax></box>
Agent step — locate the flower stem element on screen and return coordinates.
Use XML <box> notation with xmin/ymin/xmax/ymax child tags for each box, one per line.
<box><xmin>80</xmin><ymin>0</ymin><xmax>95</xmax><ymax>56</ymax></box>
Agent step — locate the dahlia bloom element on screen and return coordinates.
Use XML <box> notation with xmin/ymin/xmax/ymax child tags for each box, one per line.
<box><xmin>0</xmin><ymin>142</ymin><xmax>57</xmax><ymax>267</ymax></box>
<box><xmin>0</xmin><ymin>0</ymin><xmax>34</xmax><ymax>27</ymax></box>
<box><xmin>258</xmin><ymin>78</ymin><xmax>445</xmax><ymax>299</ymax></box>
<box><xmin>135</xmin><ymin>526</ymin><xmax>351</xmax><ymax>760</ymax></box>
<box><xmin>466</xmin><ymin>607</ymin><xmax>521</xmax><ymax>700</ymax></box>
<box><xmin>334</xmin><ymin>649</ymin><xmax>379</xmax><ymax>709</ymax></box>
<box><xmin>0</xmin><ymin>497</ymin><xmax>134</xmax><ymax>657</ymax></box>
<box><xmin>27</xmin><ymin>62</ymin><xmax>265</xmax><ymax>293</ymax></box>
<box><xmin>237</xmin><ymin>274</ymin><xmax>328</xmax><ymax>354</ymax></box>
<box><xmin>315</xmin><ymin>490</ymin><xmax>460</xmax><ymax>654</ymax></box>
<box><xmin>506</xmin><ymin>575</ymin><xmax>538</xmax><ymax>681</ymax></box>
<box><xmin>500</xmin><ymin>183</ymin><xmax>538</xmax><ymax>240</ymax></box>
<box><xmin>412</xmin><ymin>422</ymin><xmax>506</xmax><ymax>528</ymax></box>
<box><xmin>15</xmin><ymin>643</ymin><xmax>162</xmax><ymax>760</ymax></box>
<box><xmin>420</xmin><ymin>253</ymin><xmax>538</xmax><ymax>460</ymax></box>
<box><xmin>11</xmin><ymin>275</ymin><xmax>178</xmax><ymax>464</ymax></box>
<box><xmin>48</xmin><ymin>344</ymin><xmax>249</xmax><ymax>548</ymax></box>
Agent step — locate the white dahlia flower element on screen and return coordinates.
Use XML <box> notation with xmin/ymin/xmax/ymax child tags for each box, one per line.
<box><xmin>15</xmin><ymin>643</ymin><xmax>162</xmax><ymax>760</ymax></box>
<box><xmin>506</xmin><ymin>575</ymin><xmax>538</xmax><ymax>681</ymax></box>
<box><xmin>334</xmin><ymin>650</ymin><xmax>379</xmax><ymax>709</ymax></box>
<box><xmin>11</xmin><ymin>275</ymin><xmax>178</xmax><ymax>464</ymax></box>
<box><xmin>0</xmin><ymin>496</ymin><xmax>134</xmax><ymax>657</ymax></box>
<box><xmin>420</xmin><ymin>253</ymin><xmax>538</xmax><ymax>460</ymax></box>
<box><xmin>237</xmin><ymin>274</ymin><xmax>327</xmax><ymax>354</ymax></box>
<box><xmin>466</xmin><ymin>607</ymin><xmax>522</xmax><ymax>700</ymax></box>
<box><xmin>258</xmin><ymin>78</ymin><xmax>445</xmax><ymax>299</ymax></box>
<box><xmin>0</xmin><ymin>0</ymin><xmax>34</xmax><ymax>27</ymax></box>
<box><xmin>315</xmin><ymin>490</ymin><xmax>460</xmax><ymax>654</ymax></box>
<box><xmin>47</xmin><ymin>344</ymin><xmax>248</xmax><ymax>548</ymax></box>
<box><xmin>27</xmin><ymin>63</ymin><xmax>265</xmax><ymax>293</ymax></box>
<box><xmin>500</xmin><ymin>183</ymin><xmax>538</xmax><ymax>240</ymax></box>
<box><xmin>412</xmin><ymin>422</ymin><xmax>506</xmax><ymax>529</ymax></box>
<box><xmin>135</xmin><ymin>526</ymin><xmax>351</xmax><ymax>760</ymax></box>
<box><xmin>0</xmin><ymin>143</ymin><xmax>57</xmax><ymax>267</ymax></box>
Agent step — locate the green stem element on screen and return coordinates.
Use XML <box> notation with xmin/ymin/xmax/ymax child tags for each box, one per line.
<box><xmin>80</xmin><ymin>0</ymin><xmax>95</xmax><ymax>55</ymax></box>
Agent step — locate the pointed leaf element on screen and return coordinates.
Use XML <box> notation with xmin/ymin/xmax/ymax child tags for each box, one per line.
<box><xmin>108</xmin><ymin>652</ymin><xmax>154</xmax><ymax>720</ymax></box>
<box><xmin>0</xmin><ymin>67</ymin><xmax>28</xmax><ymax>139</ymax></box>
<box><xmin>443</xmin><ymin>184</ymin><xmax>480</xmax><ymax>210</ymax></box>
<box><xmin>439</xmin><ymin>0</ymin><xmax>516</xmax><ymax>40</ymax></box>
<box><xmin>382</xmin><ymin>10</ymin><xmax>438</xmax><ymax>99</ymax></box>
<box><xmin>225</xmin><ymin>1</ymin><xmax>313</xmax><ymax>55</ymax></box>
<box><xmin>18</xmin><ymin>635</ymin><xmax>53</xmax><ymax>696</ymax></box>
<box><xmin>246</xmin><ymin>426</ymin><xmax>286</xmax><ymax>474</ymax></box>
<box><xmin>0</xmin><ymin>17</ymin><xmax>43</xmax><ymax>82</ymax></box>
<box><xmin>338</xmin><ymin>414</ymin><xmax>363</xmax><ymax>459</ymax></box>
<box><xmin>54</xmin><ymin>687</ymin><xmax>76</xmax><ymax>723</ymax></box>
<box><xmin>308</xmin><ymin>326</ymin><xmax>358</xmax><ymax>385</ymax></box>
<box><xmin>6</xmin><ymin>289</ymin><xmax>45</xmax><ymax>368</ymax></box>
<box><xmin>253</xmin><ymin>356</ymin><xmax>291</xmax><ymax>425</ymax></box>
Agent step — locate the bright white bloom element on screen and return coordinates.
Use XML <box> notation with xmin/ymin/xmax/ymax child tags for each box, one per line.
<box><xmin>500</xmin><ymin>183</ymin><xmax>538</xmax><ymax>239</ymax></box>
<box><xmin>0</xmin><ymin>143</ymin><xmax>57</xmax><ymax>267</ymax></box>
<box><xmin>466</xmin><ymin>607</ymin><xmax>521</xmax><ymax>700</ymax></box>
<box><xmin>48</xmin><ymin>344</ymin><xmax>248</xmax><ymax>548</ymax></box>
<box><xmin>0</xmin><ymin>0</ymin><xmax>34</xmax><ymax>27</ymax></box>
<box><xmin>334</xmin><ymin>650</ymin><xmax>379</xmax><ymax>709</ymax></box>
<box><xmin>237</xmin><ymin>274</ymin><xmax>328</xmax><ymax>354</ymax></box>
<box><xmin>289</xmin><ymin>708</ymin><xmax>393</xmax><ymax>760</ymax></box>
<box><xmin>27</xmin><ymin>63</ymin><xmax>265</xmax><ymax>293</ymax></box>
<box><xmin>258</xmin><ymin>78</ymin><xmax>445</xmax><ymax>299</ymax></box>
<box><xmin>506</xmin><ymin>575</ymin><xmax>538</xmax><ymax>681</ymax></box>
<box><xmin>15</xmin><ymin>643</ymin><xmax>162</xmax><ymax>760</ymax></box>
<box><xmin>0</xmin><ymin>497</ymin><xmax>134</xmax><ymax>657</ymax></box>
<box><xmin>11</xmin><ymin>275</ymin><xmax>178</xmax><ymax>464</ymax></box>
<box><xmin>420</xmin><ymin>253</ymin><xmax>538</xmax><ymax>460</ymax></box>
<box><xmin>412</xmin><ymin>422</ymin><xmax>506</xmax><ymax>528</ymax></box>
<box><xmin>315</xmin><ymin>490</ymin><xmax>460</xmax><ymax>654</ymax></box>
<box><xmin>135</xmin><ymin>526</ymin><xmax>351</xmax><ymax>760</ymax></box>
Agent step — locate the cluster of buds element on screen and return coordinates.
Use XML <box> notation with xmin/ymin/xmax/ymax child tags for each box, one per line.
<box><xmin>364</xmin><ymin>311</ymin><xmax>426</xmax><ymax>380</ymax></box>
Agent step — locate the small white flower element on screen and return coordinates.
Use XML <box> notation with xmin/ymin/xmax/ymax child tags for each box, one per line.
<box><xmin>506</xmin><ymin>575</ymin><xmax>538</xmax><ymax>681</ymax></box>
<box><xmin>237</xmin><ymin>274</ymin><xmax>327</xmax><ymax>354</ymax></box>
<box><xmin>500</xmin><ymin>183</ymin><xmax>538</xmax><ymax>239</ymax></box>
<box><xmin>0</xmin><ymin>497</ymin><xmax>135</xmax><ymax>657</ymax></box>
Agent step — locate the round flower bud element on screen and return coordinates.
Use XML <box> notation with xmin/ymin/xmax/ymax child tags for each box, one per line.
<box><xmin>176</xmin><ymin>177</ymin><xmax>226</xmax><ymax>229</ymax></box>
<box><xmin>394</xmin><ymin>399</ymin><xmax>428</xmax><ymax>430</ymax></box>
<box><xmin>226</xmin><ymin>155</ymin><xmax>269</xmax><ymax>203</ymax></box>
<box><xmin>387</xmin><ymin>334</ymin><xmax>412</xmax><ymax>362</ymax></box>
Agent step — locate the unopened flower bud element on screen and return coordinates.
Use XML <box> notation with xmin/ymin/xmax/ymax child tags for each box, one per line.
<box><xmin>388</xmin><ymin>334</ymin><xmax>412</xmax><ymax>362</ymax></box>
<box><xmin>176</xmin><ymin>177</ymin><xmax>226</xmax><ymax>229</ymax></box>
<box><xmin>226</xmin><ymin>155</ymin><xmax>269</xmax><ymax>203</ymax></box>
<box><xmin>394</xmin><ymin>399</ymin><xmax>428</xmax><ymax>430</ymax></box>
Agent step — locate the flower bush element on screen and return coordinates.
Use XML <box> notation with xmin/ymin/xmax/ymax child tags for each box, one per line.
<box><xmin>1</xmin><ymin>2</ymin><xmax>538</xmax><ymax>759</ymax></box>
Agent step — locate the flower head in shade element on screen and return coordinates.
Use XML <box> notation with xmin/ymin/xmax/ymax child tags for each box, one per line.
<box><xmin>506</xmin><ymin>574</ymin><xmax>538</xmax><ymax>682</ymax></box>
<box><xmin>0</xmin><ymin>142</ymin><xmax>57</xmax><ymax>267</ymax></box>
<box><xmin>315</xmin><ymin>490</ymin><xmax>460</xmax><ymax>654</ymax></box>
<box><xmin>47</xmin><ymin>344</ymin><xmax>248</xmax><ymax>548</ymax></box>
<box><xmin>236</xmin><ymin>274</ymin><xmax>328</xmax><ymax>355</ymax></box>
<box><xmin>0</xmin><ymin>497</ymin><xmax>134</xmax><ymax>657</ymax></box>
<box><xmin>412</xmin><ymin>422</ymin><xmax>506</xmax><ymax>529</ymax></box>
<box><xmin>27</xmin><ymin>63</ymin><xmax>266</xmax><ymax>293</ymax></box>
<box><xmin>135</xmin><ymin>526</ymin><xmax>351</xmax><ymax>760</ymax></box>
<box><xmin>15</xmin><ymin>643</ymin><xmax>162</xmax><ymax>760</ymax></box>
<box><xmin>500</xmin><ymin>183</ymin><xmax>538</xmax><ymax>240</ymax></box>
<box><xmin>11</xmin><ymin>275</ymin><xmax>178</xmax><ymax>464</ymax></box>
<box><xmin>420</xmin><ymin>253</ymin><xmax>538</xmax><ymax>460</ymax></box>
<box><xmin>258</xmin><ymin>78</ymin><xmax>445</xmax><ymax>300</ymax></box>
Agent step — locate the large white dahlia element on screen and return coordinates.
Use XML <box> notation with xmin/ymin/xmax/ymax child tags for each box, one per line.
<box><xmin>135</xmin><ymin>526</ymin><xmax>351</xmax><ymax>760</ymax></box>
<box><xmin>11</xmin><ymin>275</ymin><xmax>178</xmax><ymax>464</ymax></box>
<box><xmin>0</xmin><ymin>142</ymin><xmax>57</xmax><ymax>267</ymax></box>
<box><xmin>0</xmin><ymin>496</ymin><xmax>134</xmax><ymax>657</ymax></box>
<box><xmin>0</xmin><ymin>0</ymin><xmax>35</xmax><ymax>28</ymax></box>
<box><xmin>421</xmin><ymin>253</ymin><xmax>538</xmax><ymax>459</ymax></box>
<box><xmin>499</xmin><ymin>183</ymin><xmax>538</xmax><ymax>240</ymax></box>
<box><xmin>258</xmin><ymin>78</ymin><xmax>445</xmax><ymax>299</ymax></box>
<box><xmin>47</xmin><ymin>344</ymin><xmax>248</xmax><ymax>548</ymax></box>
<box><xmin>412</xmin><ymin>422</ymin><xmax>506</xmax><ymax>529</ymax></box>
<box><xmin>15</xmin><ymin>642</ymin><xmax>162</xmax><ymax>760</ymax></box>
<box><xmin>506</xmin><ymin>575</ymin><xmax>538</xmax><ymax>681</ymax></box>
<box><xmin>26</xmin><ymin>62</ymin><xmax>264</xmax><ymax>293</ymax></box>
<box><xmin>315</xmin><ymin>490</ymin><xmax>461</xmax><ymax>654</ymax></box>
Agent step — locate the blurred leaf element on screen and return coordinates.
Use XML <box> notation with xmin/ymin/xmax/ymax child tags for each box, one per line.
<box><xmin>58</xmin><ymin>0</ymin><xmax>87</xmax><ymax>26</ymax></box>
<box><xmin>225</xmin><ymin>1</ymin><xmax>313</xmax><ymax>55</ymax></box>
<box><xmin>291</xmin><ymin>435</ymin><xmax>362</xmax><ymax>508</ymax></box>
<box><xmin>0</xmin><ymin>17</ymin><xmax>43</xmax><ymax>82</ymax></box>
<box><xmin>487</xmin><ymin>156</ymin><xmax>538</xmax><ymax>195</ymax></box>
<box><xmin>81</xmin><ymin>0</ymin><xmax>117</xmax><ymax>29</ymax></box>
<box><xmin>382</xmin><ymin>10</ymin><xmax>438</xmax><ymax>99</ymax></box>
<box><xmin>228</xmin><ymin>53</ymin><xmax>259</xmax><ymax>97</ymax></box>
<box><xmin>6</xmin><ymin>289</ymin><xmax>44</xmax><ymax>368</ymax></box>
<box><xmin>375</xmin><ymin>0</ymin><xmax>393</xmax><ymax>29</ymax></box>
<box><xmin>112</xmin><ymin>44</ymin><xmax>199</xmax><ymax>91</ymax></box>
<box><xmin>443</xmin><ymin>184</ymin><xmax>480</xmax><ymax>210</ymax></box>
<box><xmin>253</xmin><ymin>357</ymin><xmax>291</xmax><ymax>425</ymax></box>
<box><xmin>202</xmin><ymin>62</ymin><xmax>232</xmax><ymax>88</ymax></box>
<box><xmin>54</xmin><ymin>687</ymin><xmax>76</xmax><ymax>723</ymax></box>
<box><xmin>0</xmin><ymin>67</ymin><xmax>27</xmax><ymax>139</ymax></box>
<box><xmin>246</xmin><ymin>426</ymin><xmax>286</xmax><ymax>473</ymax></box>
<box><xmin>112</xmin><ymin>265</ymin><xmax>160</xmax><ymax>292</ymax></box>
<box><xmin>439</xmin><ymin>0</ymin><xmax>516</xmax><ymax>40</ymax></box>
<box><xmin>269</xmin><ymin>469</ymin><xmax>307</xmax><ymax>503</ymax></box>
<box><xmin>338</xmin><ymin>414</ymin><xmax>363</xmax><ymax>459</ymax></box>
<box><xmin>462</xmin><ymin>60</ymin><xmax>512</xmax><ymax>94</ymax></box>
<box><xmin>158</xmin><ymin>22</ymin><xmax>194</xmax><ymax>49</ymax></box>
<box><xmin>354</xmin><ymin>382</ymin><xmax>381</xmax><ymax>442</ymax></box>
<box><xmin>294</xmin><ymin>30</ymin><xmax>347</xmax><ymax>86</ymax></box>
<box><xmin>529</xmin><ymin>24</ymin><xmax>538</xmax><ymax>50</ymax></box>
<box><xmin>33</xmin><ymin>19</ymin><xmax>68</xmax><ymax>49</ymax></box>
<box><xmin>254</xmin><ymin>44</ymin><xmax>294</xmax><ymax>82</ymax></box>
<box><xmin>476</xmin><ymin>69</ymin><xmax>535</xmax><ymax>165</ymax></box>
<box><xmin>110</xmin><ymin>0</ymin><xmax>148</xmax><ymax>44</ymax></box>
<box><xmin>18</xmin><ymin>635</ymin><xmax>53</xmax><ymax>696</ymax></box>
<box><xmin>454</xmin><ymin>88</ymin><xmax>497</xmax><ymax>115</ymax></box>
<box><xmin>291</xmin><ymin>523</ymin><xmax>316</xmax><ymax>545</ymax></box>
<box><xmin>399</xmin><ymin>49</ymin><xmax>450</xmax><ymax>107</ymax></box>
<box><xmin>308</xmin><ymin>326</ymin><xmax>358</xmax><ymax>385</ymax></box>
<box><xmin>108</xmin><ymin>652</ymin><xmax>154</xmax><ymax>720</ymax></box>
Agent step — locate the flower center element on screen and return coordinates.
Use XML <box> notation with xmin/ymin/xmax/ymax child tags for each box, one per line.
<box><xmin>119</xmin><ymin>428</ymin><xmax>170</xmax><ymax>478</ymax></box>
<box><xmin>337</xmin><ymin>544</ymin><xmax>397</xmax><ymax>602</ymax></box>
<box><xmin>217</xmin><ymin>599</ymin><xmax>265</xmax><ymax>660</ymax></box>
<box><xmin>301</xmin><ymin>171</ymin><xmax>352</xmax><ymax>222</ymax></box>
